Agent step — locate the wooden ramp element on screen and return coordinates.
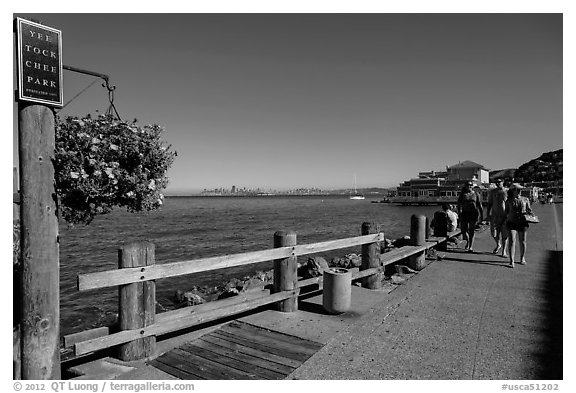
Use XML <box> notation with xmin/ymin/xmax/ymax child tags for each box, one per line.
<box><xmin>149</xmin><ymin>321</ymin><xmax>324</xmax><ymax>380</ymax></box>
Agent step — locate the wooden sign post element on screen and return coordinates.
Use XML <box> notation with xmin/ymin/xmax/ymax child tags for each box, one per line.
<box><xmin>15</xmin><ymin>18</ymin><xmax>63</xmax><ymax>380</ymax></box>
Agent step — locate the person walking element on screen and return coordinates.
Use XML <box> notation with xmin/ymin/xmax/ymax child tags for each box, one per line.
<box><xmin>504</xmin><ymin>184</ymin><xmax>532</xmax><ymax>268</ymax></box>
<box><xmin>487</xmin><ymin>178</ymin><xmax>508</xmax><ymax>257</ymax></box>
<box><xmin>473</xmin><ymin>185</ymin><xmax>485</xmax><ymax>225</ymax></box>
<box><xmin>457</xmin><ymin>180</ymin><xmax>483</xmax><ymax>252</ymax></box>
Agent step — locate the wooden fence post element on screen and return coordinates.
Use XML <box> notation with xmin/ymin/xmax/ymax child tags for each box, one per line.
<box><xmin>118</xmin><ymin>242</ymin><xmax>156</xmax><ymax>361</ymax></box>
<box><xmin>19</xmin><ymin>103</ymin><xmax>61</xmax><ymax>380</ymax></box>
<box><xmin>273</xmin><ymin>231</ymin><xmax>298</xmax><ymax>312</ymax></box>
<box><xmin>408</xmin><ymin>214</ymin><xmax>427</xmax><ymax>270</ymax></box>
<box><xmin>361</xmin><ymin>222</ymin><xmax>381</xmax><ymax>289</ymax></box>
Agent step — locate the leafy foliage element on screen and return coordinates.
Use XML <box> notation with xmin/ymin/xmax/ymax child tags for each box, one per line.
<box><xmin>54</xmin><ymin>114</ymin><xmax>176</xmax><ymax>224</ymax></box>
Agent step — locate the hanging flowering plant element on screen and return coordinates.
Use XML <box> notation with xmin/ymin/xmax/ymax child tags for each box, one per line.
<box><xmin>54</xmin><ymin>114</ymin><xmax>176</xmax><ymax>224</ymax></box>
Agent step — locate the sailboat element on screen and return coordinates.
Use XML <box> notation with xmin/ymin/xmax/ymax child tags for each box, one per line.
<box><xmin>350</xmin><ymin>174</ymin><xmax>365</xmax><ymax>200</ymax></box>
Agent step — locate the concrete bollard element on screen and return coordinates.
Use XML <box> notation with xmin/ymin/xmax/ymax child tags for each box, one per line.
<box><xmin>408</xmin><ymin>214</ymin><xmax>427</xmax><ymax>271</ymax></box>
<box><xmin>323</xmin><ymin>268</ymin><xmax>352</xmax><ymax>314</ymax></box>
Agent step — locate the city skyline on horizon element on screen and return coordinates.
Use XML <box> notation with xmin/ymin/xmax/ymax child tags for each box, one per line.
<box><xmin>167</xmin><ymin>152</ymin><xmax>562</xmax><ymax>194</ymax></box>
<box><xmin>167</xmin><ymin>152</ymin><xmax>562</xmax><ymax>196</ymax></box>
<box><xmin>11</xmin><ymin>13</ymin><xmax>563</xmax><ymax>193</ymax></box>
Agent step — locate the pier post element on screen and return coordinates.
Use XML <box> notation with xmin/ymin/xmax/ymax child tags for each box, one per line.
<box><xmin>408</xmin><ymin>214</ymin><xmax>427</xmax><ymax>271</ymax></box>
<box><xmin>118</xmin><ymin>242</ymin><xmax>156</xmax><ymax>361</ymax></box>
<box><xmin>273</xmin><ymin>231</ymin><xmax>298</xmax><ymax>312</ymax></box>
<box><xmin>19</xmin><ymin>103</ymin><xmax>61</xmax><ymax>380</ymax></box>
<box><xmin>361</xmin><ymin>222</ymin><xmax>382</xmax><ymax>289</ymax></box>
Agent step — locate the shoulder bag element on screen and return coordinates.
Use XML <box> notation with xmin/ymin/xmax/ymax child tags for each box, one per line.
<box><xmin>523</xmin><ymin>213</ymin><xmax>540</xmax><ymax>224</ymax></box>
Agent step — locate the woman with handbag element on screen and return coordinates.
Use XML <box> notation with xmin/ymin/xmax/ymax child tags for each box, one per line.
<box><xmin>504</xmin><ymin>184</ymin><xmax>533</xmax><ymax>268</ymax></box>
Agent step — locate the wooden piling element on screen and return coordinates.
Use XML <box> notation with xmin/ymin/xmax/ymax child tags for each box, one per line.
<box><xmin>18</xmin><ymin>103</ymin><xmax>60</xmax><ymax>380</ymax></box>
<box><xmin>361</xmin><ymin>222</ymin><xmax>381</xmax><ymax>289</ymax></box>
<box><xmin>118</xmin><ymin>242</ymin><xmax>156</xmax><ymax>361</ymax></box>
<box><xmin>273</xmin><ymin>231</ymin><xmax>298</xmax><ymax>312</ymax></box>
<box><xmin>408</xmin><ymin>214</ymin><xmax>427</xmax><ymax>270</ymax></box>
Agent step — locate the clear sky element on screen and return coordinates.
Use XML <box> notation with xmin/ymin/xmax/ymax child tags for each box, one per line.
<box><xmin>11</xmin><ymin>12</ymin><xmax>563</xmax><ymax>194</ymax></box>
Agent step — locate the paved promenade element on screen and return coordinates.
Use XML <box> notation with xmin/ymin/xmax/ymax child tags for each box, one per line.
<box><xmin>288</xmin><ymin>202</ymin><xmax>563</xmax><ymax>379</ymax></box>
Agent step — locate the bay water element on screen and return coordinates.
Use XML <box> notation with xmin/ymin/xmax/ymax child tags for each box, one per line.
<box><xmin>59</xmin><ymin>196</ymin><xmax>438</xmax><ymax>336</ymax></box>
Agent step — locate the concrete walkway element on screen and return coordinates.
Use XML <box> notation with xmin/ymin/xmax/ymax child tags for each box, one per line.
<box><xmin>287</xmin><ymin>202</ymin><xmax>563</xmax><ymax>379</ymax></box>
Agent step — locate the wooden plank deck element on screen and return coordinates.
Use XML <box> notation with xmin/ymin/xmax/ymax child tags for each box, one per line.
<box><xmin>148</xmin><ymin>320</ymin><xmax>324</xmax><ymax>380</ymax></box>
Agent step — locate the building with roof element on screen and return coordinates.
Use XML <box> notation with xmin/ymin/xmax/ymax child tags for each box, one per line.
<box><xmin>391</xmin><ymin>161</ymin><xmax>490</xmax><ymax>205</ymax></box>
<box><xmin>446</xmin><ymin>160</ymin><xmax>489</xmax><ymax>183</ymax></box>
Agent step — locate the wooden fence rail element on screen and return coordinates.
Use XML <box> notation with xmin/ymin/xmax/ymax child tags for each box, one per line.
<box><xmin>68</xmin><ymin>217</ymin><xmax>459</xmax><ymax>361</ymax></box>
<box><xmin>78</xmin><ymin>233</ymin><xmax>386</xmax><ymax>291</ymax></box>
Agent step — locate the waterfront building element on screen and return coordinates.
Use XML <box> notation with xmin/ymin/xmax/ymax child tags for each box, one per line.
<box><xmin>393</xmin><ymin>160</ymin><xmax>490</xmax><ymax>205</ymax></box>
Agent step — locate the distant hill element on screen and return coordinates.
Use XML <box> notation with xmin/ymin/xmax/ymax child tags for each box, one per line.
<box><xmin>329</xmin><ymin>187</ymin><xmax>394</xmax><ymax>195</ymax></box>
<box><xmin>513</xmin><ymin>149</ymin><xmax>563</xmax><ymax>183</ymax></box>
<box><xmin>360</xmin><ymin>187</ymin><xmax>396</xmax><ymax>194</ymax></box>
<box><xmin>490</xmin><ymin>149</ymin><xmax>562</xmax><ymax>184</ymax></box>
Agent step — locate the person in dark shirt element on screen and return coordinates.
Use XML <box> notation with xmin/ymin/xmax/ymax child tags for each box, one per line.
<box><xmin>457</xmin><ymin>180</ymin><xmax>483</xmax><ymax>253</ymax></box>
<box><xmin>431</xmin><ymin>203</ymin><xmax>458</xmax><ymax>235</ymax></box>
<box><xmin>473</xmin><ymin>185</ymin><xmax>485</xmax><ymax>224</ymax></box>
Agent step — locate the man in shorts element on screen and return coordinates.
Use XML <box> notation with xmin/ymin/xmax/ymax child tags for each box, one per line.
<box><xmin>487</xmin><ymin>178</ymin><xmax>508</xmax><ymax>257</ymax></box>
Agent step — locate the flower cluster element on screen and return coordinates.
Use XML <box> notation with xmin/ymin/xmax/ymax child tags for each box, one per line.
<box><xmin>54</xmin><ymin>114</ymin><xmax>176</xmax><ymax>224</ymax></box>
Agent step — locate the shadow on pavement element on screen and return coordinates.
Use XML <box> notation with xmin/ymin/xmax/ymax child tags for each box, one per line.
<box><xmin>536</xmin><ymin>250</ymin><xmax>562</xmax><ymax>379</ymax></box>
<box><xmin>441</xmin><ymin>255</ymin><xmax>510</xmax><ymax>268</ymax></box>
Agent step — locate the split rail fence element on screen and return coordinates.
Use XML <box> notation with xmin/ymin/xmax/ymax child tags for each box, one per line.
<box><xmin>65</xmin><ymin>217</ymin><xmax>459</xmax><ymax>361</ymax></box>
